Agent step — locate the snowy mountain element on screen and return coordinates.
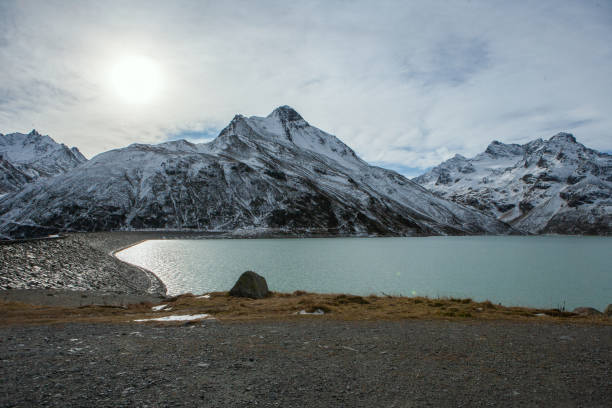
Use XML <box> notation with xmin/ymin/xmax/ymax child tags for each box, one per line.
<box><xmin>0</xmin><ymin>157</ymin><xmax>33</xmax><ymax>196</ymax></box>
<box><xmin>0</xmin><ymin>106</ymin><xmax>513</xmax><ymax>238</ymax></box>
<box><xmin>414</xmin><ymin>133</ymin><xmax>612</xmax><ymax>234</ymax></box>
<box><xmin>0</xmin><ymin>130</ymin><xmax>87</xmax><ymax>195</ymax></box>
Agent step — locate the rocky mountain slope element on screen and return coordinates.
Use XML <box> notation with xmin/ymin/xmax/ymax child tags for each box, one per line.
<box><xmin>414</xmin><ymin>133</ymin><xmax>611</xmax><ymax>234</ymax></box>
<box><xmin>0</xmin><ymin>130</ymin><xmax>86</xmax><ymax>195</ymax></box>
<box><xmin>0</xmin><ymin>106</ymin><xmax>513</xmax><ymax>238</ymax></box>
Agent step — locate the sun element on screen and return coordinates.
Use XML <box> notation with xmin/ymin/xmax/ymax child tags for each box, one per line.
<box><xmin>110</xmin><ymin>55</ymin><xmax>162</xmax><ymax>104</ymax></box>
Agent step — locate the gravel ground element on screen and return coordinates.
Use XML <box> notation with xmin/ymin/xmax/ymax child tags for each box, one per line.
<box><xmin>0</xmin><ymin>289</ymin><xmax>165</xmax><ymax>307</ymax></box>
<box><xmin>1</xmin><ymin>319</ymin><xmax>611</xmax><ymax>407</ymax></box>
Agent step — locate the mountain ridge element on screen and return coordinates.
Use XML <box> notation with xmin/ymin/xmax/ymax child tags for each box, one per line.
<box><xmin>0</xmin><ymin>106</ymin><xmax>513</xmax><ymax>239</ymax></box>
<box><xmin>413</xmin><ymin>133</ymin><xmax>611</xmax><ymax>234</ymax></box>
<box><xmin>0</xmin><ymin>130</ymin><xmax>86</xmax><ymax>195</ymax></box>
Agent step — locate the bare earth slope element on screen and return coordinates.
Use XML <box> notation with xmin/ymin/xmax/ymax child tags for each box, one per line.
<box><xmin>0</xmin><ymin>106</ymin><xmax>513</xmax><ymax>239</ymax></box>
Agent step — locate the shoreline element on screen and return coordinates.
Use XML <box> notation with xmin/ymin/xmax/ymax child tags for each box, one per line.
<box><xmin>0</xmin><ymin>231</ymin><xmax>610</xmax><ymax>322</ymax></box>
<box><xmin>0</xmin><ymin>232</ymin><xmax>173</xmax><ymax>303</ymax></box>
<box><xmin>109</xmin><ymin>239</ymin><xmax>168</xmax><ymax>297</ymax></box>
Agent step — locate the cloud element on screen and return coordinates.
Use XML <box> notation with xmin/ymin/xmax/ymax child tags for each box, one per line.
<box><xmin>0</xmin><ymin>0</ymin><xmax>610</xmax><ymax>170</ymax></box>
<box><xmin>400</xmin><ymin>37</ymin><xmax>490</xmax><ymax>87</ymax></box>
<box><xmin>538</xmin><ymin>118</ymin><xmax>599</xmax><ymax>134</ymax></box>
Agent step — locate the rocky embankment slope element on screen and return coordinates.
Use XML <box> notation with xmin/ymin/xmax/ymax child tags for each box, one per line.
<box><xmin>0</xmin><ymin>232</ymin><xmax>166</xmax><ymax>295</ymax></box>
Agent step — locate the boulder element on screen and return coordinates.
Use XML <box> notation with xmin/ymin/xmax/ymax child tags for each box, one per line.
<box><xmin>572</xmin><ymin>307</ymin><xmax>603</xmax><ymax>316</ymax></box>
<box><xmin>229</xmin><ymin>271</ymin><xmax>270</xmax><ymax>299</ymax></box>
<box><xmin>604</xmin><ymin>304</ymin><xmax>612</xmax><ymax>317</ymax></box>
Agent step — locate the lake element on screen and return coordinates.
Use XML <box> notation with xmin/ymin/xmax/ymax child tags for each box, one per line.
<box><xmin>115</xmin><ymin>236</ymin><xmax>612</xmax><ymax>310</ymax></box>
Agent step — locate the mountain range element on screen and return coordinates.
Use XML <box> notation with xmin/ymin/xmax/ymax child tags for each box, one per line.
<box><xmin>0</xmin><ymin>130</ymin><xmax>86</xmax><ymax>195</ymax></box>
<box><xmin>0</xmin><ymin>107</ymin><xmax>609</xmax><ymax>238</ymax></box>
<box><xmin>414</xmin><ymin>133</ymin><xmax>611</xmax><ymax>234</ymax></box>
<box><xmin>0</xmin><ymin>106</ymin><xmax>512</xmax><ymax>239</ymax></box>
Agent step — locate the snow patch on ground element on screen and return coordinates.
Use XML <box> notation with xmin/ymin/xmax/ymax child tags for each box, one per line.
<box><xmin>134</xmin><ymin>314</ymin><xmax>213</xmax><ymax>322</ymax></box>
<box><xmin>295</xmin><ymin>309</ymin><xmax>325</xmax><ymax>315</ymax></box>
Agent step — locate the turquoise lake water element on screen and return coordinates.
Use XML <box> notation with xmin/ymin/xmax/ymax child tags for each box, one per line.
<box><xmin>115</xmin><ymin>236</ymin><xmax>612</xmax><ymax>310</ymax></box>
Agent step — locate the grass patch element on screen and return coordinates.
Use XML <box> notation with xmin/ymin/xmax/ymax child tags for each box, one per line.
<box><xmin>333</xmin><ymin>294</ymin><xmax>370</xmax><ymax>305</ymax></box>
<box><xmin>480</xmin><ymin>300</ymin><xmax>497</xmax><ymax>309</ymax></box>
<box><xmin>1</xmin><ymin>292</ymin><xmax>610</xmax><ymax>326</ymax></box>
<box><xmin>449</xmin><ymin>297</ymin><xmax>473</xmax><ymax>304</ymax></box>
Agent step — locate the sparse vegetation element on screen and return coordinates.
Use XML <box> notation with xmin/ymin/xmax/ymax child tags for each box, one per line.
<box><xmin>1</xmin><ymin>291</ymin><xmax>610</xmax><ymax>326</ymax></box>
<box><xmin>333</xmin><ymin>294</ymin><xmax>370</xmax><ymax>305</ymax></box>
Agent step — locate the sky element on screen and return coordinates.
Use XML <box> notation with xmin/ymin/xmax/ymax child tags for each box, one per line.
<box><xmin>1</xmin><ymin>0</ymin><xmax>611</xmax><ymax>177</ymax></box>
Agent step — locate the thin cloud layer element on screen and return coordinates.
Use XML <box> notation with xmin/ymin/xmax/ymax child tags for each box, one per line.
<box><xmin>0</xmin><ymin>0</ymin><xmax>610</xmax><ymax>177</ymax></box>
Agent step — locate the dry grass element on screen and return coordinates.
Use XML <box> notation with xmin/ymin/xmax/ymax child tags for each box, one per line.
<box><xmin>0</xmin><ymin>292</ymin><xmax>610</xmax><ymax>326</ymax></box>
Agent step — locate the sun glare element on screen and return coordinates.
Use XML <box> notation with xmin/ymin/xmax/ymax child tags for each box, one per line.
<box><xmin>110</xmin><ymin>55</ymin><xmax>162</xmax><ymax>104</ymax></box>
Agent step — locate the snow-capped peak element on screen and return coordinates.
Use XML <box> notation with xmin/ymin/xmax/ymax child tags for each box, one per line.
<box><xmin>484</xmin><ymin>140</ymin><xmax>524</xmax><ymax>158</ymax></box>
<box><xmin>414</xmin><ymin>133</ymin><xmax>611</xmax><ymax>234</ymax></box>
<box><xmin>0</xmin><ymin>107</ymin><xmax>514</xmax><ymax>239</ymax></box>
<box><xmin>0</xmin><ymin>130</ymin><xmax>87</xmax><ymax>194</ymax></box>
<box><xmin>267</xmin><ymin>105</ymin><xmax>305</xmax><ymax>123</ymax></box>
<box><xmin>208</xmin><ymin>106</ymin><xmax>366</xmax><ymax>170</ymax></box>
<box><xmin>549</xmin><ymin>132</ymin><xmax>576</xmax><ymax>144</ymax></box>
